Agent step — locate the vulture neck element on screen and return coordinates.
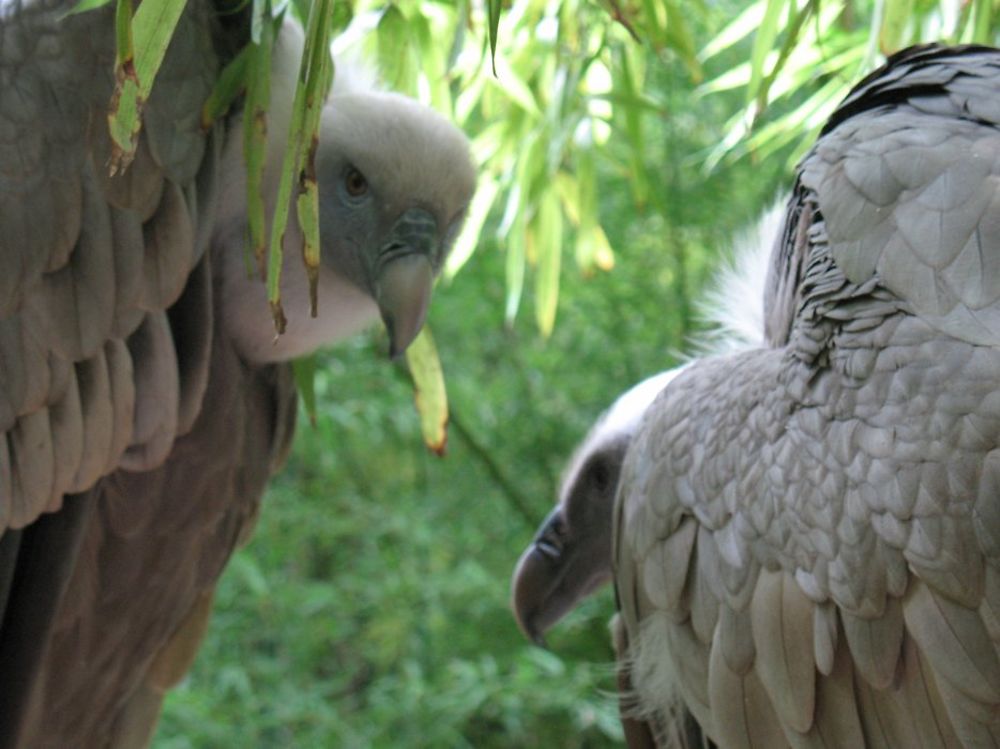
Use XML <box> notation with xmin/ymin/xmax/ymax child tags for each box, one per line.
<box><xmin>213</xmin><ymin>20</ymin><xmax>379</xmax><ymax>365</ymax></box>
<box><xmin>216</xmin><ymin>233</ymin><xmax>378</xmax><ymax>365</ymax></box>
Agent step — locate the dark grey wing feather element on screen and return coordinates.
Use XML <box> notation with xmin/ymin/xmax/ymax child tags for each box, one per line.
<box><xmin>0</xmin><ymin>0</ymin><xmax>246</xmax><ymax>744</ymax></box>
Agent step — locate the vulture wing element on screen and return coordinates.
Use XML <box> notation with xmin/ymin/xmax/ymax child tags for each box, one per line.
<box><xmin>615</xmin><ymin>46</ymin><xmax>1000</xmax><ymax>748</ymax></box>
<box><xmin>0</xmin><ymin>1</ymin><xmax>260</xmax><ymax>744</ymax></box>
<box><xmin>0</xmin><ymin>1</ymin><xmax>476</xmax><ymax>745</ymax></box>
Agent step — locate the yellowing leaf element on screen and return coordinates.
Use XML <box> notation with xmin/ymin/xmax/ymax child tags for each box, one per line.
<box><xmin>405</xmin><ymin>327</ymin><xmax>449</xmax><ymax>455</ymax></box>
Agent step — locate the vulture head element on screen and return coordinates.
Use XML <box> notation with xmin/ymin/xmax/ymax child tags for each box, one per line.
<box><xmin>218</xmin><ymin>22</ymin><xmax>476</xmax><ymax>363</ymax></box>
<box><xmin>511</xmin><ymin>370</ymin><xmax>683</xmax><ymax>645</ymax></box>
<box><xmin>511</xmin><ymin>203</ymin><xmax>779</xmax><ymax>647</ymax></box>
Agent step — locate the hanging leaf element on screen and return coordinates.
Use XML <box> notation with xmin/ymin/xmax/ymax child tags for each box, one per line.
<box><xmin>60</xmin><ymin>0</ymin><xmax>114</xmax><ymax>19</ymax></box>
<box><xmin>201</xmin><ymin>44</ymin><xmax>252</xmax><ymax>129</ymax></box>
<box><xmin>747</xmin><ymin>0</ymin><xmax>786</xmax><ymax>107</ymax></box>
<box><xmin>533</xmin><ymin>190</ymin><xmax>563</xmax><ymax>337</ymax></box>
<box><xmin>445</xmin><ymin>180</ymin><xmax>500</xmax><ymax>279</ymax></box>
<box><xmin>266</xmin><ymin>0</ymin><xmax>334</xmax><ymax>334</ymax></box>
<box><xmin>405</xmin><ymin>327</ymin><xmax>449</xmax><ymax>455</ymax></box>
<box><xmin>107</xmin><ymin>0</ymin><xmax>186</xmax><ymax>174</ymax></box>
<box><xmin>879</xmin><ymin>0</ymin><xmax>914</xmax><ymax>53</ymax></box>
<box><xmin>243</xmin><ymin>20</ymin><xmax>274</xmax><ymax>278</ymax></box>
<box><xmin>292</xmin><ymin>356</ymin><xmax>318</xmax><ymax>427</ymax></box>
<box><xmin>487</xmin><ymin>0</ymin><xmax>502</xmax><ymax>76</ymax></box>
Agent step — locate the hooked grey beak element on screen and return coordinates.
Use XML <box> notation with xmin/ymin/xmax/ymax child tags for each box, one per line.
<box><xmin>374</xmin><ymin>209</ymin><xmax>438</xmax><ymax>358</ymax></box>
<box><xmin>511</xmin><ymin>504</ymin><xmax>615</xmax><ymax>646</ymax></box>
<box><xmin>511</xmin><ymin>507</ymin><xmax>570</xmax><ymax>647</ymax></box>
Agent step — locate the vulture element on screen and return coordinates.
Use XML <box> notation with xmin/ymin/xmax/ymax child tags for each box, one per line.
<box><xmin>510</xmin><ymin>204</ymin><xmax>778</xmax><ymax>738</ymax></box>
<box><xmin>614</xmin><ymin>44</ymin><xmax>1000</xmax><ymax>748</ymax></box>
<box><xmin>0</xmin><ymin>1</ymin><xmax>475</xmax><ymax>746</ymax></box>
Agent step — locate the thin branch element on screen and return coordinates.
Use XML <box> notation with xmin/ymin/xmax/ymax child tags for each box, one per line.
<box><xmin>448</xmin><ymin>404</ymin><xmax>540</xmax><ymax>530</ymax></box>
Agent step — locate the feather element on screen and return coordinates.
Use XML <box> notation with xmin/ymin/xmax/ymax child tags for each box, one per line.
<box><xmin>9</xmin><ymin>410</ymin><xmax>55</xmax><ymax>529</ymax></box>
<box><xmin>70</xmin><ymin>352</ymin><xmax>115</xmax><ymax>492</ymax></box>
<box><xmin>45</xmin><ymin>368</ymin><xmax>84</xmax><ymax>514</ymax></box>
<box><xmin>750</xmin><ymin>569</ymin><xmax>816</xmax><ymax>733</ymax></box>
<box><xmin>841</xmin><ymin>596</ymin><xmax>904</xmax><ymax>689</ymax></box>
<box><xmin>813</xmin><ymin>602</ymin><xmax>838</xmax><ymax>677</ymax></box>
<box><xmin>803</xmin><ymin>633</ymin><xmax>865</xmax><ymax>748</ymax></box>
<box><xmin>119</xmin><ymin>313</ymin><xmax>179</xmax><ymax>472</ymax></box>
<box><xmin>642</xmin><ymin>516</ymin><xmax>697</xmax><ymax>617</ymax></box>
<box><xmin>903</xmin><ymin>580</ymin><xmax>1000</xmax><ymax>704</ymax></box>
<box><xmin>708</xmin><ymin>620</ymin><xmax>786</xmax><ymax>748</ymax></box>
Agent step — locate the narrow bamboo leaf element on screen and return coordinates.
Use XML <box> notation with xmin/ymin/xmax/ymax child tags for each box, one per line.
<box><xmin>488</xmin><ymin>0</ymin><xmax>501</xmax><ymax>76</ymax></box>
<box><xmin>700</xmin><ymin>0</ymin><xmax>766</xmax><ymax>61</ymax></box>
<box><xmin>294</xmin><ymin>0</ymin><xmax>334</xmax><ymax>315</ymax></box>
<box><xmin>244</xmin><ymin>21</ymin><xmax>274</xmax><ymax>278</ymax></box>
<box><xmin>107</xmin><ymin>0</ymin><xmax>186</xmax><ymax>175</ymax></box>
<box><xmin>445</xmin><ymin>179</ymin><xmax>499</xmax><ymax>279</ymax></box>
<box><xmin>266</xmin><ymin>0</ymin><xmax>333</xmax><ymax>332</ymax></box>
<box><xmin>61</xmin><ymin>0</ymin><xmax>114</xmax><ymax>19</ymax></box>
<box><xmin>292</xmin><ymin>356</ymin><xmax>318</xmax><ymax>427</ymax></box>
<box><xmin>377</xmin><ymin>5</ymin><xmax>413</xmax><ymax>93</ymax></box>
<box><xmin>640</xmin><ymin>0</ymin><xmax>667</xmax><ymax>47</ymax></box>
<box><xmin>663</xmin><ymin>0</ymin><xmax>701</xmax><ymax>80</ymax></box>
<box><xmin>251</xmin><ymin>0</ymin><xmax>268</xmax><ymax>44</ymax></box>
<box><xmin>114</xmin><ymin>0</ymin><xmax>135</xmax><ymax>78</ymax></box>
<box><xmin>505</xmin><ymin>225</ymin><xmax>526</xmax><ymax>325</ymax></box>
<box><xmin>554</xmin><ymin>172</ymin><xmax>579</xmax><ymax>227</ymax></box>
<box><xmin>533</xmin><ymin>191</ymin><xmax>563</xmax><ymax>338</ymax></box>
<box><xmin>747</xmin><ymin>0</ymin><xmax>786</xmax><ymax>106</ymax></box>
<box><xmin>573</xmin><ymin>152</ymin><xmax>597</xmax><ymax>269</ymax></box>
<box><xmin>296</xmin><ymin>173</ymin><xmax>321</xmax><ymax>315</ymax></box>
<box><xmin>201</xmin><ymin>44</ymin><xmax>251</xmax><ymax>129</ymax></box>
<box><xmin>491</xmin><ymin>55</ymin><xmax>541</xmax><ymax>117</ymax></box>
<box><xmin>879</xmin><ymin>0</ymin><xmax>914</xmax><ymax>53</ymax></box>
<box><xmin>618</xmin><ymin>46</ymin><xmax>649</xmax><ymax>207</ymax></box>
<box><xmin>405</xmin><ymin>327</ymin><xmax>449</xmax><ymax>455</ymax></box>
<box><xmin>972</xmin><ymin>0</ymin><xmax>993</xmax><ymax>43</ymax></box>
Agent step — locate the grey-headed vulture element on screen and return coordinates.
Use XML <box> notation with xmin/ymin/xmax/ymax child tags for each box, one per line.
<box><xmin>511</xmin><ymin>203</ymin><xmax>779</xmax><ymax>747</ymax></box>
<box><xmin>615</xmin><ymin>45</ymin><xmax>1000</xmax><ymax>747</ymax></box>
<box><xmin>0</xmin><ymin>2</ymin><xmax>475</xmax><ymax>746</ymax></box>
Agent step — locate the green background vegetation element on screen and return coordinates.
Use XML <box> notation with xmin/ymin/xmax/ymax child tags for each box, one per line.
<box><xmin>152</xmin><ymin>0</ymin><xmax>1000</xmax><ymax>745</ymax></box>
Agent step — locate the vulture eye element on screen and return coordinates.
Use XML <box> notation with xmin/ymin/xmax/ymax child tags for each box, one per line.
<box><xmin>344</xmin><ymin>168</ymin><xmax>368</xmax><ymax>197</ymax></box>
<box><xmin>590</xmin><ymin>458</ymin><xmax>611</xmax><ymax>492</ymax></box>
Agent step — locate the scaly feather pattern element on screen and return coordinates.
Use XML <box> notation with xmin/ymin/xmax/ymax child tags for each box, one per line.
<box><xmin>615</xmin><ymin>44</ymin><xmax>1000</xmax><ymax>748</ymax></box>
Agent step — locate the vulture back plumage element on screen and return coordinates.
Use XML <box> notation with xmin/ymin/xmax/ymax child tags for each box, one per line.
<box><xmin>0</xmin><ymin>1</ymin><xmax>475</xmax><ymax>745</ymax></box>
<box><xmin>614</xmin><ymin>45</ymin><xmax>1000</xmax><ymax>747</ymax></box>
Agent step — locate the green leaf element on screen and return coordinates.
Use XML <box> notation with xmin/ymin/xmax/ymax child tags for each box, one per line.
<box><xmin>60</xmin><ymin>0</ymin><xmax>113</xmax><ymax>19</ymax></box>
<box><xmin>244</xmin><ymin>20</ymin><xmax>274</xmax><ymax>279</ymax></box>
<box><xmin>107</xmin><ymin>0</ymin><xmax>186</xmax><ymax>175</ymax></box>
<box><xmin>879</xmin><ymin>0</ymin><xmax>914</xmax><ymax>53</ymax></box>
<box><xmin>201</xmin><ymin>44</ymin><xmax>251</xmax><ymax>129</ymax></box>
<box><xmin>405</xmin><ymin>327</ymin><xmax>449</xmax><ymax>455</ymax></box>
<box><xmin>292</xmin><ymin>356</ymin><xmax>318</xmax><ymax>427</ymax></box>
<box><xmin>266</xmin><ymin>0</ymin><xmax>334</xmax><ymax>333</ymax></box>
<box><xmin>487</xmin><ymin>0</ymin><xmax>502</xmax><ymax>76</ymax></box>
<box><xmin>701</xmin><ymin>0</ymin><xmax>766</xmax><ymax>61</ymax></box>
<box><xmin>972</xmin><ymin>0</ymin><xmax>994</xmax><ymax>43</ymax></box>
<box><xmin>747</xmin><ymin>0</ymin><xmax>786</xmax><ymax>106</ymax></box>
<box><xmin>533</xmin><ymin>190</ymin><xmax>563</xmax><ymax>337</ymax></box>
<box><xmin>445</xmin><ymin>179</ymin><xmax>499</xmax><ymax>280</ymax></box>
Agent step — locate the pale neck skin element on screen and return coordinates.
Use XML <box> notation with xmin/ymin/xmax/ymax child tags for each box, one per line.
<box><xmin>215</xmin><ymin>215</ymin><xmax>379</xmax><ymax>364</ymax></box>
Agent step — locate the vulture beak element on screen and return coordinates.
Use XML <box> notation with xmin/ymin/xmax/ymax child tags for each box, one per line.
<box><xmin>374</xmin><ymin>208</ymin><xmax>438</xmax><ymax>358</ymax></box>
<box><xmin>511</xmin><ymin>506</ymin><xmax>611</xmax><ymax>647</ymax></box>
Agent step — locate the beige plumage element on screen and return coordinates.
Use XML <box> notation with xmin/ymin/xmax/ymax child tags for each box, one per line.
<box><xmin>615</xmin><ymin>44</ymin><xmax>1000</xmax><ymax>747</ymax></box>
<box><xmin>0</xmin><ymin>2</ymin><xmax>474</xmax><ymax>745</ymax></box>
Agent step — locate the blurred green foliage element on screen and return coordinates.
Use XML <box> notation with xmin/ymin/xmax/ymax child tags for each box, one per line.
<box><xmin>154</xmin><ymin>0</ymin><xmax>1000</xmax><ymax>745</ymax></box>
